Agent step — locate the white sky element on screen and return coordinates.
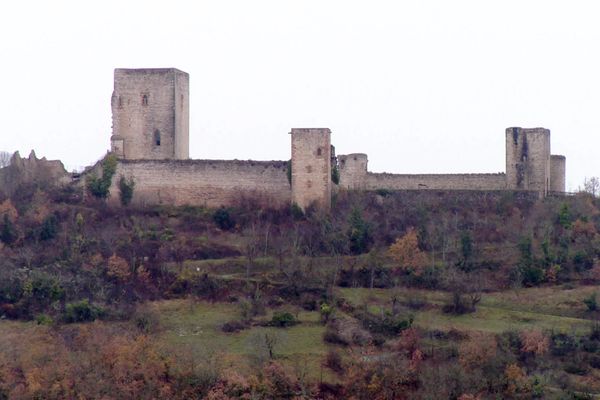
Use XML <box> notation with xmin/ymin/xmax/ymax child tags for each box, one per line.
<box><xmin>0</xmin><ymin>0</ymin><xmax>598</xmax><ymax>190</ymax></box>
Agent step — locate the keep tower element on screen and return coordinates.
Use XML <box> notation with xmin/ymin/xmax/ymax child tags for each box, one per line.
<box><xmin>110</xmin><ymin>68</ymin><xmax>189</xmax><ymax>160</ymax></box>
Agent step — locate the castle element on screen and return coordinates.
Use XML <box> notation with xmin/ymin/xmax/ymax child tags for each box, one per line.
<box><xmin>106</xmin><ymin>68</ymin><xmax>566</xmax><ymax>210</ymax></box>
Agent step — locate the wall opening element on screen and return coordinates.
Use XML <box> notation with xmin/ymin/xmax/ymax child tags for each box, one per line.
<box><xmin>142</xmin><ymin>94</ymin><xmax>149</xmax><ymax>106</ymax></box>
<box><xmin>154</xmin><ymin>130</ymin><xmax>161</xmax><ymax>146</ymax></box>
<box><xmin>317</xmin><ymin>148</ymin><xmax>322</xmax><ymax>156</ymax></box>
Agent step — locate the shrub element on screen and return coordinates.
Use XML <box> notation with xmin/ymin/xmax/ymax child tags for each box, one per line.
<box><xmin>347</xmin><ymin>208</ymin><xmax>372</xmax><ymax>254</ymax></box>
<box><xmin>35</xmin><ymin>314</ymin><xmax>53</xmax><ymax>325</ymax></box>
<box><xmin>584</xmin><ymin>293</ymin><xmax>598</xmax><ymax>311</ymax></box>
<box><xmin>39</xmin><ymin>214</ymin><xmax>58</xmax><ymax>241</ymax></box>
<box><xmin>118</xmin><ymin>175</ymin><xmax>135</xmax><ymax>206</ymax></box>
<box><xmin>269</xmin><ymin>312</ymin><xmax>298</xmax><ymax>327</ymax></box>
<box><xmin>323</xmin><ymin>326</ymin><xmax>350</xmax><ymax>346</ymax></box>
<box><xmin>0</xmin><ymin>214</ymin><xmax>17</xmax><ymax>244</ymax></box>
<box><xmin>213</xmin><ymin>207</ymin><xmax>235</xmax><ymax>230</ymax></box>
<box><xmin>550</xmin><ymin>333</ymin><xmax>577</xmax><ymax>357</ymax></box>
<box><xmin>86</xmin><ymin>154</ymin><xmax>117</xmax><ymax>199</ymax></box>
<box><xmin>331</xmin><ymin>165</ymin><xmax>340</xmax><ymax>185</ymax></box>
<box><xmin>222</xmin><ymin>320</ymin><xmax>248</xmax><ymax>333</ymax></box>
<box><xmin>290</xmin><ymin>203</ymin><xmax>304</xmax><ymax>220</ymax></box>
<box><xmin>63</xmin><ymin>299</ymin><xmax>103</xmax><ymax>323</ymax></box>
<box><xmin>324</xmin><ymin>350</ymin><xmax>344</xmax><ymax>373</ymax></box>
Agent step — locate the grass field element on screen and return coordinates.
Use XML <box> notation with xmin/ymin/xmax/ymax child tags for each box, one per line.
<box><xmin>337</xmin><ymin>285</ymin><xmax>599</xmax><ymax>334</ymax></box>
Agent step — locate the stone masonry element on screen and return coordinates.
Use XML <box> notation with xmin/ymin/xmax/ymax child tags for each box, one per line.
<box><xmin>290</xmin><ymin>128</ymin><xmax>332</xmax><ymax>211</ymax></box>
<box><xmin>111</xmin><ymin>68</ymin><xmax>189</xmax><ymax>160</ymax></box>
<box><xmin>100</xmin><ymin>67</ymin><xmax>567</xmax><ymax>211</ymax></box>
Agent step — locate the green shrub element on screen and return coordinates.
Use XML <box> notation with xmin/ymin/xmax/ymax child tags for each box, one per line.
<box><xmin>213</xmin><ymin>207</ymin><xmax>235</xmax><ymax>230</ymax></box>
<box><xmin>584</xmin><ymin>293</ymin><xmax>598</xmax><ymax>312</ymax></box>
<box><xmin>63</xmin><ymin>299</ymin><xmax>103</xmax><ymax>323</ymax></box>
<box><xmin>39</xmin><ymin>214</ymin><xmax>58</xmax><ymax>241</ymax></box>
<box><xmin>269</xmin><ymin>311</ymin><xmax>298</xmax><ymax>327</ymax></box>
<box><xmin>331</xmin><ymin>165</ymin><xmax>340</xmax><ymax>185</ymax></box>
<box><xmin>290</xmin><ymin>203</ymin><xmax>304</xmax><ymax>220</ymax></box>
<box><xmin>86</xmin><ymin>154</ymin><xmax>117</xmax><ymax>199</ymax></box>
<box><xmin>0</xmin><ymin>214</ymin><xmax>17</xmax><ymax>244</ymax></box>
<box><xmin>118</xmin><ymin>175</ymin><xmax>135</xmax><ymax>206</ymax></box>
<box><xmin>347</xmin><ymin>208</ymin><xmax>372</xmax><ymax>255</ymax></box>
<box><xmin>35</xmin><ymin>314</ymin><xmax>53</xmax><ymax>325</ymax></box>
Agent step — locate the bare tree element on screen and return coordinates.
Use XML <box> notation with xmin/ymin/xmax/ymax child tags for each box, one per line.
<box><xmin>583</xmin><ymin>177</ymin><xmax>600</xmax><ymax>197</ymax></box>
<box><xmin>0</xmin><ymin>151</ymin><xmax>11</xmax><ymax>168</ymax></box>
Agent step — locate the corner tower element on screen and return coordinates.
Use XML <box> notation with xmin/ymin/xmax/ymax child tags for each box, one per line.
<box><xmin>506</xmin><ymin>127</ymin><xmax>551</xmax><ymax>195</ymax></box>
<box><xmin>110</xmin><ymin>68</ymin><xmax>189</xmax><ymax>160</ymax></box>
<box><xmin>290</xmin><ymin>128</ymin><xmax>332</xmax><ymax>211</ymax></box>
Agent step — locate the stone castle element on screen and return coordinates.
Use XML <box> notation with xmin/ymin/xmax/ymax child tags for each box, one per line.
<box><xmin>106</xmin><ymin>68</ymin><xmax>566</xmax><ymax>210</ymax></box>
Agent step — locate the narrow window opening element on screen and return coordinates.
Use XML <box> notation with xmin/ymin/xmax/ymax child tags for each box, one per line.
<box><xmin>317</xmin><ymin>148</ymin><xmax>322</xmax><ymax>156</ymax></box>
<box><xmin>118</xmin><ymin>96</ymin><xmax>123</xmax><ymax>109</ymax></box>
<box><xmin>142</xmin><ymin>94</ymin><xmax>149</xmax><ymax>106</ymax></box>
<box><xmin>154</xmin><ymin>130</ymin><xmax>161</xmax><ymax>146</ymax></box>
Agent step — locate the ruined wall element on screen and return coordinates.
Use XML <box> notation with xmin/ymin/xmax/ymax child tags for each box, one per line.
<box><xmin>550</xmin><ymin>155</ymin><xmax>566</xmax><ymax>193</ymax></box>
<box><xmin>290</xmin><ymin>128</ymin><xmax>331</xmax><ymax>210</ymax></box>
<box><xmin>0</xmin><ymin>151</ymin><xmax>69</xmax><ymax>197</ymax></box>
<box><xmin>108</xmin><ymin>159</ymin><xmax>290</xmax><ymax>207</ymax></box>
<box><xmin>111</xmin><ymin>68</ymin><xmax>189</xmax><ymax>160</ymax></box>
<box><xmin>505</xmin><ymin>127</ymin><xmax>550</xmax><ymax>195</ymax></box>
<box><xmin>338</xmin><ymin>153</ymin><xmax>368</xmax><ymax>189</ymax></box>
<box><xmin>365</xmin><ymin>172</ymin><xmax>507</xmax><ymax>191</ymax></box>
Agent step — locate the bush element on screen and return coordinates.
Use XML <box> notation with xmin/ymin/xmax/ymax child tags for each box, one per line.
<box><xmin>323</xmin><ymin>326</ymin><xmax>350</xmax><ymax>346</ymax></box>
<box><xmin>118</xmin><ymin>176</ymin><xmax>135</xmax><ymax>206</ymax></box>
<box><xmin>86</xmin><ymin>154</ymin><xmax>117</xmax><ymax>199</ymax></box>
<box><xmin>222</xmin><ymin>319</ymin><xmax>248</xmax><ymax>333</ymax></box>
<box><xmin>0</xmin><ymin>214</ymin><xmax>17</xmax><ymax>244</ymax></box>
<box><xmin>584</xmin><ymin>293</ymin><xmax>598</xmax><ymax>312</ymax></box>
<box><xmin>39</xmin><ymin>214</ymin><xmax>58</xmax><ymax>241</ymax></box>
<box><xmin>213</xmin><ymin>207</ymin><xmax>235</xmax><ymax>230</ymax></box>
<box><xmin>63</xmin><ymin>299</ymin><xmax>103</xmax><ymax>323</ymax></box>
<box><xmin>551</xmin><ymin>333</ymin><xmax>577</xmax><ymax>357</ymax></box>
<box><xmin>325</xmin><ymin>350</ymin><xmax>344</xmax><ymax>373</ymax></box>
<box><xmin>269</xmin><ymin>311</ymin><xmax>298</xmax><ymax>327</ymax></box>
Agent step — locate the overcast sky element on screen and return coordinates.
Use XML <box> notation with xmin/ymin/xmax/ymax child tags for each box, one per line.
<box><xmin>0</xmin><ymin>0</ymin><xmax>598</xmax><ymax>190</ymax></box>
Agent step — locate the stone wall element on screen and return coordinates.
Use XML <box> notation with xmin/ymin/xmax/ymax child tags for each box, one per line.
<box><xmin>290</xmin><ymin>128</ymin><xmax>331</xmax><ymax>210</ymax></box>
<box><xmin>0</xmin><ymin>151</ymin><xmax>69</xmax><ymax>197</ymax></box>
<box><xmin>108</xmin><ymin>159</ymin><xmax>290</xmax><ymax>207</ymax></box>
<box><xmin>111</xmin><ymin>68</ymin><xmax>189</xmax><ymax>160</ymax></box>
<box><xmin>550</xmin><ymin>155</ymin><xmax>566</xmax><ymax>193</ymax></box>
<box><xmin>365</xmin><ymin>172</ymin><xmax>507</xmax><ymax>191</ymax></box>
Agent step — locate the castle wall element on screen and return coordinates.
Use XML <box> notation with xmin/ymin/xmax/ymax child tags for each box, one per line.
<box><xmin>111</xmin><ymin>68</ymin><xmax>189</xmax><ymax>160</ymax></box>
<box><xmin>550</xmin><ymin>155</ymin><xmax>566</xmax><ymax>192</ymax></box>
<box><xmin>290</xmin><ymin>128</ymin><xmax>331</xmax><ymax>210</ymax></box>
<box><xmin>364</xmin><ymin>172</ymin><xmax>507</xmax><ymax>191</ymax></box>
<box><xmin>108</xmin><ymin>159</ymin><xmax>290</xmax><ymax>207</ymax></box>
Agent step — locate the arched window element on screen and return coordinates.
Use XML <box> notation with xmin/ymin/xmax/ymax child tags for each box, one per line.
<box><xmin>142</xmin><ymin>94</ymin><xmax>149</xmax><ymax>106</ymax></box>
<box><xmin>154</xmin><ymin>130</ymin><xmax>161</xmax><ymax>146</ymax></box>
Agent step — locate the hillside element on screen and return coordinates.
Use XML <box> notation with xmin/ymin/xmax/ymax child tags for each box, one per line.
<box><xmin>1</xmin><ymin>182</ymin><xmax>600</xmax><ymax>399</ymax></box>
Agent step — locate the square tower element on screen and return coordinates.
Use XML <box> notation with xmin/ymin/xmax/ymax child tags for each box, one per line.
<box><xmin>111</xmin><ymin>68</ymin><xmax>189</xmax><ymax>160</ymax></box>
<box><xmin>290</xmin><ymin>128</ymin><xmax>332</xmax><ymax>211</ymax></box>
<box><xmin>505</xmin><ymin>127</ymin><xmax>550</xmax><ymax>195</ymax></box>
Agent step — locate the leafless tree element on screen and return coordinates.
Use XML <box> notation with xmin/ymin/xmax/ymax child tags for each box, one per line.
<box><xmin>583</xmin><ymin>177</ymin><xmax>600</xmax><ymax>197</ymax></box>
<box><xmin>0</xmin><ymin>151</ymin><xmax>11</xmax><ymax>168</ymax></box>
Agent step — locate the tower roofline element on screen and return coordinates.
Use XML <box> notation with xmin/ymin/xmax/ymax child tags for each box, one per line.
<box><xmin>114</xmin><ymin>68</ymin><xmax>188</xmax><ymax>76</ymax></box>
